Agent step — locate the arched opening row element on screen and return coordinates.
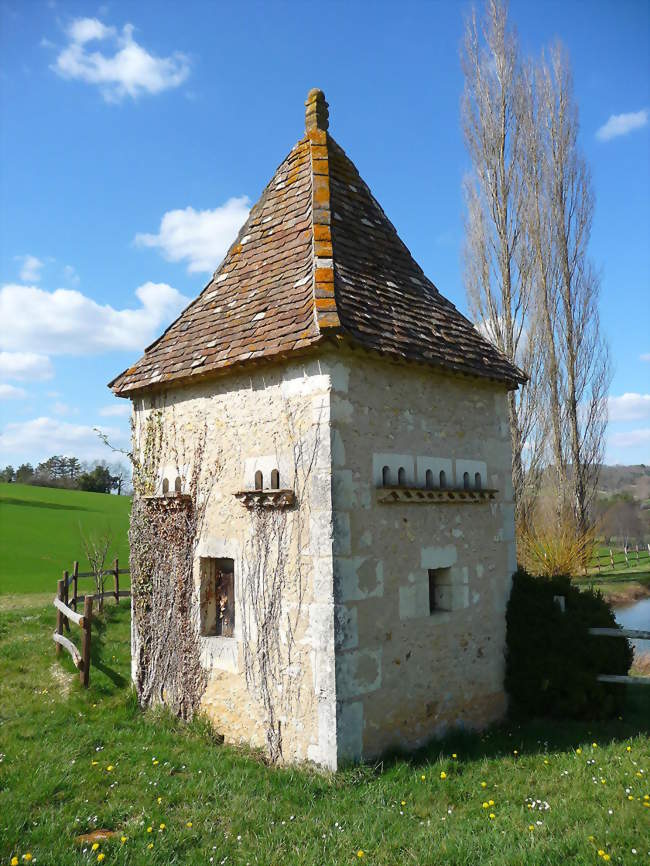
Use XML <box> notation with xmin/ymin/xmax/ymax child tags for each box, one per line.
<box><xmin>381</xmin><ymin>467</ymin><xmax>483</xmax><ymax>490</ymax></box>
<box><xmin>254</xmin><ymin>469</ymin><xmax>280</xmax><ymax>491</ymax></box>
<box><xmin>162</xmin><ymin>476</ymin><xmax>183</xmax><ymax>494</ymax></box>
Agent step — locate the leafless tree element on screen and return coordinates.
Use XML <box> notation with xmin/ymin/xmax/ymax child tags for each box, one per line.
<box><xmin>536</xmin><ymin>44</ymin><xmax>611</xmax><ymax>533</ymax></box>
<box><xmin>80</xmin><ymin>526</ymin><xmax>112</xmax><ymax>612</ymax></box>
<box><xmin>461</xmin><ymin>0</ymin><xmax>544</xmax><ymax>522</ymax></box>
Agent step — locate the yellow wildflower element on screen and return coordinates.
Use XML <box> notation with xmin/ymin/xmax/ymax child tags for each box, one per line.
<box><xmin>92</xmin><ymin>843</ymin><xmax>99</xmax><ymax>852</ymax></box>
<box><xmin>576</xmin><ymin>748</ymin><xmax>582</xmax><ymax>754</ymax></box>
<box><xmin>420</xmin><ymin>774</ymin><xmax>426</xmax><ymax>781</ymax></box>
<box><xmin>11</xmin><ymin>858</ymin><xmax>19</xmax><ymax>866</ymax></box>
<box><xmin>106</xmin><ymin>765</ymin><xmax>114</xmax><ymax>772</ymax></box>
<box><xmin>357</xmin><ymin>851</ymin><xmax>365</xmax><ymax>859</ymax></box>
<box><xmin>488</xmin><ymin>799</ymin><xmax>494</xmax><ymax>806</ymax></box>
<box><xmin>528</xmin><ymin>824</ymin><xmax>534</xmax><ymax>831</ymax></box>
<box><xmin>97</xmin><ymin>855</ymin><xmax>105</xmax><ymax>863</ymax></box>
<box><xmin>626</xmin><ymin>746</ymin><xmax>632</xmax><ymax>752</ymax></box>
<box><xmin>120</xmin><ymin>836</ymin><xmax>127</xmax><ymax>843</ymax></box>
<box><xmin>401</xmin><ymin>800</ymin><xmax>406</xmax><ymax>806</ymax></box>
<box><xmin>147</xmin><ymin>826</ymin><xmax>153</xmax><ymax>833</ymax></box>
<box><xmin>480</xmin><ymin>781</ymin><xmax>487</xmax><ymax>788</ymax></box>
<box><xmin>186</xmin><ymin>822</ymin><xmax>193</xmax><ymax>828</ymax></box>
<box><xmin>592</xmin><ymin>742</ymin><xmax>597</xmax><ymax>748</ymax></box>
<box><xmin>147</xmin><ymin>842</ymin><xmax>154</xmax><ymax>850</ymax></box>
<box><xmin>91</xmin><ymin>760</ymin><xmax>99</xmax><ymax>766</ymax></box>
<box><xmin>544</xmin><ymin>759</ymin><xmax>549</xmax><ymax>765</ymax></box>
<box><xmin>628</xmin><ymin>795</ymin><xmax>634</xmax><ymax>801</ymax></box>
<box><xmin>153</xmin><ymin>760</ymin><xmax>159</xmax><ymax>766</ymax></box>
<box><xmin>482</xmin><ymin>802</ymin><xmax>489</xmax><ymax>809</ymax></box>
<box><xmin>452</xmin><ymin>753</ymin><xmax>457</xmax><ymax>759</ymax></box>
<box><xmin>489</xmin><ymin>813</ymin><xmax>495</xmax><ymax>819</ymax></box>
<box><xmin>159</xmin><ymin>823</ymin><xmax>166</xmax><ymax>830</ymax></box>
<box><xmin>603</xmin><ymin>856</ymin><xmax>610</xmax><ymax>862</ymax></box>
<box><xmin>22</xmin><ymin>857</ymin><xmax>32</xmax><ymax>863</ymax></box>
<box><xmin>440</xmin><ymin>771</ymin><xmax>447</xmax><ymax>779</ymax></box>
<box><xmin>598</xmin><ymin>851</ymin><xmax>605</xmax><ymax>857</ymax></box>
<box><xmin>157</xmin><ymin>796</ymin><xmax>162</xmax><ymax>804</ymax></box>
<box><xmin>513</xmin><ymin>750</ymin><xmax>518</xmax><ymax>755</ymax></box>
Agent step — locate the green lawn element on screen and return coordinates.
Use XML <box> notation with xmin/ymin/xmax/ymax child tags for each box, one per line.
<box><xmin>0</xmin><ymin>483</ymin><xmax>131</xmax><ymax>594</ymax></box>
<box><xmin>0</xmin><ymin>595</ymin><xmax>648</xmax><ymax>866</ymax></box>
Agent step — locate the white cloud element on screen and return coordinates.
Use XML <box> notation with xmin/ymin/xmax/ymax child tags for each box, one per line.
<box><xmin>0</xmin><ymin>383</ymin><xmax>27</xmax><ymax>400</ymax></box>
<box><xmin>16</xmin><ymin>254</ymin><xmax>44</xmax><ymax>282</ymax></box>
<box><xmin>609</xmin><ymin>428</ymin><xmax>650</xmax><ymax>449</ymax></box>
<box><xmin>0</xmin><ymin>281</ymin><xmax>189</xmax><ymax>355</ymax></box>
<box><xmin>608</xmin><ymin>393</ymin><xmax>650</xmax><ymax>422</ymax></box>
<box><xmin>596</xmin><ymin>109</ymin><xmax>648</xmax><ymax>142</ymax></box>
<box><xmin>63</xmin><ymin>264</ymin><xmax>80</xmax><ymax>286</ymax></box>
<box><xmin>99</xmin><ymin>403</ymin><xmax>131</xmax><ymax>417</ymax></box>
<box><xmin>0</xmin><ymin>416</ymin><xmax>127</xmax><ymax>463</ymax></box>
<box><xmin>135</xmin><ymin>197</ymin><xmax>250</xmax><ymax>273</ymax></box>
<box><xmin>0</xmin><ymin>351</ymin><xmax>54</xmax><ymax>381</ymax></box>
<box><xmin>52</xmin><ymin>17</ymin><xmax>191</xmax><ymax>102</ymax></box>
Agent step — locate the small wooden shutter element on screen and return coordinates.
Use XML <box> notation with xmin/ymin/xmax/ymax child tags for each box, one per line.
<box><xmin>215</xmin><ymin>562</ymin><xmax>235</xmax><ymax>637</ymax></box>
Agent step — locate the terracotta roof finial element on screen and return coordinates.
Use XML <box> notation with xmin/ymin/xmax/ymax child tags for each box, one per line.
<box><xmin>305</xmin><ymin>88</ymin><xmax>329</xmax><ymax>132</ymax></box>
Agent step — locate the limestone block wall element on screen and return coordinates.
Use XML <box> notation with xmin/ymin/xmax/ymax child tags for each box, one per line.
<box><xmin>324</xmin><ymin>349</ymin><xmax>516</xmax><ymax>762</ymax></box>
<box><xmin>131</xmin><ymin>357</ymin><xmax>337</xmax><ymax>769</ymax></box>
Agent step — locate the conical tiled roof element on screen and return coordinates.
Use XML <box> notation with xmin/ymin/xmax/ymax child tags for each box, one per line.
<box><xmin>109</xmin><ymin>90</ymin><xmax>524</xmax><ymax>396</ymax></box>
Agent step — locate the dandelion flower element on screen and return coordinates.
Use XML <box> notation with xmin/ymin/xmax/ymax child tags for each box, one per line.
<box><xmin>147</xmin><ymin>826</ymin><xmax>153</xmax><ymax>833</ymax></box>
<box><xmin>153</xmin><ymin>760</ymin><xmax>159</xmax><ymax>766</ymax></box>
<box><xmin>357</xmin><ymin>851</ymin><xmax>365</xmax><ymax>859</ymax></box>
<box><xmin>544</xmin><ymin>759</ymin><xmax>549</xmax><ymax>765</ymax></box>
<box><xmin>186</xmin><ymin>822</ymin><xmax>193</xmax><ymax>828</ymax></box>
<box><xmin>452</xmin><ymin>753</ymin><xmax>457</xmax><ymax>759</ymax></box>
<box><xmin>480</xmin><ymin>781</ymin><xmax>487</xmax><ymax>788</ymax></box>
<box><xmin>157</xmin><ymin>797</ymin><xmax>162</xmax><ymax>804</ymax></box>
<box><xmin>598</xmin><ymin>851</ymin><xmax>605</xmax><ymax>857</ymax></box>
<box><xmin>120</xmin><ymin>836</ymin><xmax>127</xmax><ymax>843</ymax></box>
<box><xmin>440</xmin><ymin>771</ymin><xmax>447</xmax><ymax>779</ymax></box>
<box><xmin>97</xmin><ymin>855</ymin><xmax>105</xmax><ymax>863</ymax></box>
<box><xmin>626</xmin><ymin>746</ymin><xmax>631</xmax><ymax>752</ymax></box>
<box><xmin>159</xmin><ymin>823</ymin><xmax>166</xmax><ymax>830</ymax></box>
<box><xmin>420</xmin><ymin>774</ymin><xmax>426</xmax><ymax>781</ymax></box>
<box><xmin>592</xmin><ymin>742</ymin><xmax>597</xmax><ymax>748</ymax></box>
<box><xmin>482</xmin><ymin>802</ymin><xmax>489</xmax><ymax>809</ymax></box>
<box><xmin>489</xmin><ymin>813</ymin><xmax>495</xmax><ymax>819</ymax></box>
<box><xmin>401</xmin><ymin>800</ymin><xmax>406</xmax><ymax>806</ymax></box>
<box><xmin>12</xmin><ymin>858</ymin><xmax>19</xmax><ymax>866</ymax></box>
<box><xmin>147</xmin><ymin>842</ymin><xmax>154</xmax><ymax>850</ymax></box>
<box><xmin>106</xmin><ymin>765</ymin><xmax>114</xmax><ymax>772</ymax></box>
<box><xmin>91</xmin><ymin>760</ymin><xmax>99</xmax><ymax>766</ymax></box>
<box><xmin>92</xmin><ymin>843</ymin><xmax>100</xmax><ymax>851</ymax></box>
<box><xmin>488</xmin><ymin>799</ymin><xmax>494</xmax><ymax>806</ymax></box>
<box><xmin>603</xmin><ymin>856</ymin><xmax>610</xmax><ymax>862</ymax></box>
<box><xmin>576</xmin><ymin>748</ymin><xmax>582</xmax><ymax>755</ymax></box>
<box><xmin>528</xmin><ymin>825</ymin><xmax>534</xmax><ymax>831</ymax></box>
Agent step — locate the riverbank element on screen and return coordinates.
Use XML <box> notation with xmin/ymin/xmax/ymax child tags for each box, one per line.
<box><xmin>576</xmin><ymin>573</ymin><xmax>650</xmax><ymax>606</ymax></box>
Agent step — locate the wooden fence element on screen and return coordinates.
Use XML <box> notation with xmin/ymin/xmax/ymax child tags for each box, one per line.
<box><xmin>590</xmin><ymin>544</ymin><xmax>650</xmax><ymax>574</ymax></box>
<box><xmin>52</xmin><ymin>558</ymin><xmax>130</xmax><ymax>687</ymax></box>
<box><xmin>587</xmin><ymin>626</ymin><xmax>650</xmax><ymax>686</ymax></box>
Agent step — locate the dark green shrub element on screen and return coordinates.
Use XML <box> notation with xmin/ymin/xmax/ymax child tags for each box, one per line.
<box><xmin>505</xmin><ymin>569</ymin><xmax>633</xmax><ymax>719</ymax></box>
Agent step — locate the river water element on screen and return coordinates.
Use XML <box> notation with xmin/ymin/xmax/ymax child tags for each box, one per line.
<box><xmin>614</xmin><ymin>597</ymin><xmax>650</xmax><ymax>653</ymax></box>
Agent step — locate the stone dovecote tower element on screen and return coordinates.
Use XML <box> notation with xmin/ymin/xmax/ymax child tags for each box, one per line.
<box><xmin>110</xmin><ymin>89</ymin><xmax>525</xmax><ymax>769</ymax></box>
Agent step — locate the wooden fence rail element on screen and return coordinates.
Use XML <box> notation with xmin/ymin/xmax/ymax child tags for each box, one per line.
<box><xmin>589</xmin><ymin>545</ymin><xmax>650</xmax><ymax>574</ymax></box>
<box><xmin>587</xmin><ymin>626</ymin><xmax>650</xmax><ymax>687</ymax></box>
<box><xmin>52</xmin><ymin>559</ymin><xmax>130</xmax><ymax>688</ymax></box>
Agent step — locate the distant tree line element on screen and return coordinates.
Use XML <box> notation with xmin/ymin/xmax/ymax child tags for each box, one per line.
<box><xmin>0</xmin><ymin>456</ymin><xmax>130</xmax><ymax>495</ymax></box>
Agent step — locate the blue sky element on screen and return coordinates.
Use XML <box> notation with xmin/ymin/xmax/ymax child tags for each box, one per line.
<box><xmin>0</xmin><ymin>0</ymin><xmax>648</xmax><ymax>469</ymax></box>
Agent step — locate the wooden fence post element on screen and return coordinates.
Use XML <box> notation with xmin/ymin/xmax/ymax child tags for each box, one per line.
<box><xmin>114</xmin><ymin>558</ymin><xmax>119</xmax><ymax>605</ymax></box>
<box><xmin>609</xmin><ymin>548</ymin><xmax>615</xmax><ymax>569</ymax></box>
<box><xmin>55</xmin><ymin>578</ymin><xmax>64</xmax><ymax>656</ymax></box>
<box><xmin>72</xmin><ymin>561</ymin><xmax>79</xmax><ymax>611</ymax></box>
<box><xmin>63</xmin><ymin>570</ymin><xmax>70</xmax><ymax>632</ymax></box>
<box><xmin>81</xmin><ymin>595</ymin><xmax>93</xmax><ymax>687</ymax></box>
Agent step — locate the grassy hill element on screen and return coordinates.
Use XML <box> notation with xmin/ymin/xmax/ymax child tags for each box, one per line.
<box><xmin>0</xmin><ymin>483</ymin><xmax>130</xmax><ymax>594</ymax></box>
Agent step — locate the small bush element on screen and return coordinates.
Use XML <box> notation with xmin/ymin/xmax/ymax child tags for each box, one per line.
<box><xmin>505</xmin><ymin>569</ymin><xmax>633</xmax><ymax>719</ymax></box>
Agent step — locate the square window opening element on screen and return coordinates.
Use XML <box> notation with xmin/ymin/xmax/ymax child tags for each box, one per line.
<box><xmin>200</xmin><ymin>557</ymin><xmax>235</xmax><ymax>637</ymax></box>
<box><xmin>428</xmin><ymin>567</ymin><xmax>452</xmax><ymax>614</ymax></box>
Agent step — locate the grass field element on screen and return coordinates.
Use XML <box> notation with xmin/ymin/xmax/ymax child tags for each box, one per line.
<box><xmin>0</xmin><ymin>483</ymin><xmax>131</xmax><ymax>594</ymax></box>
<box><xmin>0</xmin><ymin>594</ymin><xmax>648</xmax><ymax>866</ymax></box>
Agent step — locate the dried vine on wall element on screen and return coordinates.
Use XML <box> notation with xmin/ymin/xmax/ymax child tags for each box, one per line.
<box><xmin>238</xmin><ymin>397</ymin><xmax>323</xmax><ymax>762</ymax></box>
<box><xmin>128</xmin><ymin>407</ymin><xmax>219</xmax><ymax>720</ymax></box>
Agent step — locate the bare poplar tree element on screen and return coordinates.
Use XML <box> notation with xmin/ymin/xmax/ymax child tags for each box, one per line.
<box><xmin>461</xmin><ymin>0</ymin><xmax>543</xmax><ymax>521</ymax></box>
<box><xmin>537</xmin><ymin>44</ymin><xmax>611</xmax><ymax>533</ymax></box>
